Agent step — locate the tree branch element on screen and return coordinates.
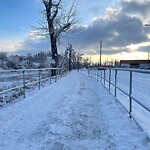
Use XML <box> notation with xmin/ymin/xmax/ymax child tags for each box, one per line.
<box><xmin>51</xmin><ymin>0</ymin><xmax>61</xmax><ymax>21</ymax></box>
<box><xmin>56</xmin><ymin>22</ymin><xmax>71</xmax><ymax>37</ymax></box>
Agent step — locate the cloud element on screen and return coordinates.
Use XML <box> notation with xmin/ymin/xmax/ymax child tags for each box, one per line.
<box><xmin>18</xmin><ymin>1</ymin><xmax>149</xmax><ymax>57</ymax></box>
<box><xmin>67</xmin><ymin>6</ymin><xmax>148</xmax><ymax>55</ymax></box>
<box><xmin>137</xmin><ymin>45</ymin><xmax>150</xmax><ymax>53</ymax></box>
<box><xmin>15</xmin><ymin>32</ymin><xmax>50</xmax><ymax>54</ymax></box>
<box><xmin>2</xmin><ymin>0</ymin><xmax>150</xmax><ymax>58</ymax></box>
<box><xmin>121</xmin><ymin>0</ymin><xmax>150</xmax><ymax>19</ymax></box>
<box><xmin>0</xmin><ymin>39</ymin><xmax>23</xmax><ymax>53</ymax></box>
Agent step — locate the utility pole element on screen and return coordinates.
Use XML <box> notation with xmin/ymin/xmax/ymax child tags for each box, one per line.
<box><xmin>100</xmin><ymin>41</ymin><xmax>102</xmax><ymax>66</ymax></box>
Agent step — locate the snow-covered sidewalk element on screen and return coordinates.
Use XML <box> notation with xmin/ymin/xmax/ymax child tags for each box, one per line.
<box><xmin>0</xmin><ymin>71</ymin><xmax>149</xmax><ymax>150</ymax></box>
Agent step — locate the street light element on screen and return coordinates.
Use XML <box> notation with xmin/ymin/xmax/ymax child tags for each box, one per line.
<box><xmin>144</xmin><ymin>24</ymin><xmax>150</xmax><ymax>60</ymax></box>
<box><xmin>77</xmin><ymin>46</ymin><xmax>84</xmax><ymax>71</ymax></box>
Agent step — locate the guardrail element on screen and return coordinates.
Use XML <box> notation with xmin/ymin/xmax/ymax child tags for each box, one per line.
<box><xmin>0</xmin><ymin>68</ymin><xmax>63</xmax><ymax>105</ymax></box>
<box><xmin>88</xmin><ymin>67</ymin><xmax>150</xmax><ymax>138</ymax></box>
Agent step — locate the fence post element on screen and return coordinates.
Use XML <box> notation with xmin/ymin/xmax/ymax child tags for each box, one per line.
<box><xmin>55</xmin><ymin>69</ymin><xmax>57</xmax><ymax>82</ymax></box>
<box><xmin>115</xmin><ymin>70</ymin><xmax>117</xmax><ymax>97</ymax></box>
<box><xmin>23</xmin><ymin>70</ymin><xmax>25</xmax><ymax>98</ymax></box>
<box><xmin>101</xmin><ymin>70</ymin><xmax>102</xmax><ymax>82</ymax></box>
<box><xmin>59</xmin><ymin>69</ymin><xmax>61</xmax><ymax>79</ymax></box>
<box><xmin>109</xmin><ymin>69</ymin><xmax>111</xmax><ymax>91</ymax></box>
<box><xmin>104</xmin><ymin>69</ymin><xmax>106</xmax><ymax>86</ymax></box>
<box><xmin>49</xmin><ymin>69</ymin><xmax>51</xmax><ymax>85</ymax></box>
<box><xmin>129</xmin><ymin>71</ymin><xmax>133</xmax><ymax>118</ymax></box>
<box><xmin>38</xmin><ymin>69</ymin><xmax>41</xmax><ymax>90</ymax></box>
<box><xmin>97</xmin><ymin>70</ymin><xmax>99</xmax><ymax>81</ymax></box>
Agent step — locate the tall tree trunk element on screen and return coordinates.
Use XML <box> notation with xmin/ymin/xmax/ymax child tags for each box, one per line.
<box><xmin>50</xmin><ymin>34</ymin><xmax>58</xmax><ymax>75</ymax></box>
<box><xmin>69</xmin><ymin>50</ymin><xmax>72</xmax><ymax>71</ymax></box>
<box><xmin>50</xmin><ymin>35</ymin><xmax>58</xmax><ymax>66</ymax></box>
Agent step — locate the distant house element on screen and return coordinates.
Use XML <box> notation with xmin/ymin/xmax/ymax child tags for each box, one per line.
<box><xmin>120</xmin><ymin>60</ymin><xmax>150</xmax><ymax>68</ymax></box>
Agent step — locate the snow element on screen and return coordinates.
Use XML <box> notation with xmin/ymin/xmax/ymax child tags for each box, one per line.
<box><xmin>0</xmin><ymin>71</ymin><xmax>149</xmax><ymax>150</ymax></box>
<box><xmin>93</xmin><ymin>69</ymin><xmax>150</xmax><ymax>139</ymax></box>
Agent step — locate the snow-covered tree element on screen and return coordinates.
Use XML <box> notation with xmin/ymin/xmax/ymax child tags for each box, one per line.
<box><xmin>33</xmin><ymin>0</ymin><xmax>78</xmax><ymax>69</ymax></box>
<box><xmin>66</xmin><ymin>44</ymin><xmax>74</xmax><ymax>71</ymax></box>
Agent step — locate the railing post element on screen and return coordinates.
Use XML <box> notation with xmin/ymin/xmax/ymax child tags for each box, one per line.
<box><xmin>109</xmin><ymin>69</ymin><xmax>111</xmax><ymax>91</ymax></box>
<box><xmin>55</xmin><ymin>69</ymin><xmax>57</xmax><ymax>82</ymax></box>
<box><xmin>129</xmin><ymin>71</ymin><xmax>133</xmax><ymax>118</ymax></box>
<box><xmin>101</xmin><ymin>69</ymin><xmax>102</xmax><ymax>82</ymax></box>
<box><xmin>49</xmin><ymin>69</ymin><xmax>51</xmax><ymax>85</ymax></box>
<box><xmin>58</xmin><ymin>69</ymin><xmax>59</xmax><ymax>79</ymax></box>
<box><xmin>97</xmin><ymin>70</ymin><xmax>99</xmax><ymax>81</ymax></box>
<box><xmin>38</xmin><ymin>69</ymin><xmax>41</xmax><ymax>90</ymax></box>
<box><xmin>59</xmin><ymin>69</ymin><xmax>61</xmax><ymax>79</ymax></box>
<box><xmin>115</xmin><ymin>70</ymin><xmax>117</xmax><ymax>97</ymax></box>
<box><xmin>23</xmin><ymin>70</ymin><xmax>25</xmax><ymax>98</ymax></box>
<box><xmin>104</xmin><ymin>69</ymin><xmax>106</xmax><ymax>86</ymax></box>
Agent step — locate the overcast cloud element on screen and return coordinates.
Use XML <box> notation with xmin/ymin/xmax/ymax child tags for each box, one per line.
<box><xmin>121</xmin><ymin>0</ymin><xmax>150</xmax><ymax>22</ymax></box>
<box><xmin>15</xmin><ymin>0</ymin><xmax>150</xmax><ymax>59</ymax></box>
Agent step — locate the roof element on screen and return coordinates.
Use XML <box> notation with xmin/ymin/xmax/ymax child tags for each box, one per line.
<box><xmin>120</xmin><ymin>60</ymin><xmax>150</xmax><ymax>64</ymax></box>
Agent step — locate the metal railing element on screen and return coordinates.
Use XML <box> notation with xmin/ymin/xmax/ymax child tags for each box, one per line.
<box><xmin>0</xmin><ymin>68</ymin><xmax>63</xmax><ymax>105</ymax></box>
<box><xmin>88</xmin><ymin>67</ymin><xmax>150</xmax><ymax>137</ymax></box>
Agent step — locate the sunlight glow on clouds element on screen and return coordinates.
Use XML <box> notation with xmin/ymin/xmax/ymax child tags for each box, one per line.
<box><xmin>0</xmin><ymin>39</ymin><xmax>23</xmax><ymax>52</ymax></box>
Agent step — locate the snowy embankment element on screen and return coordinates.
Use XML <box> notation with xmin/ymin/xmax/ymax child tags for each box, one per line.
<box><xmin>0</xmin><ymin>71</ymin><xmax>149</xmax><ymax>150</ymax></box>
<box><xmin>95</xmin><ymin>69</ymin><xmax>150</xmax><ymax>139</ymax></box>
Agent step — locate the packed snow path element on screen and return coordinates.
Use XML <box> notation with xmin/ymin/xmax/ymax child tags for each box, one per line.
<box><xmin>0</xmin><ymin>71</ymin><xmax>149</xmax><ymax>150</ymax></box>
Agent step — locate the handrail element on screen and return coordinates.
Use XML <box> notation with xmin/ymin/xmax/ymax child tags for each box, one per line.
<box><xmin>89</xmin><ymin>67</ymin><xmax>150</xmax><ymax>113</ymax></box>
<box><xmin>0</xmin><ymin>68</ymin><xmax>63</xmax><ymax>105</ymax></box>
<box><xmin>97</xmin><ymin>66</ymin><xmax>150</xmax><ymax>74</ymax></box>
<box><xmin>88</xmin><ymin>67</ymin><xmax>150</xmax><ymax>139</ymax></box>
<box><xmin>0</xmin><ymin>67</ymin><xmax>61</xmax><ymax>73</ymax></box>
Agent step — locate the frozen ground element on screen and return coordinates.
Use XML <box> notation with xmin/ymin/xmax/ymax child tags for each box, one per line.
<box><xmin>0</xmin><ymin>71</ymin><xmax>149</xmax><ymax>150</ymax></box>
<box><xmin>91</xmin><ymin>69</ymin><xmax>150</xmax><ymax>138</ymax></box>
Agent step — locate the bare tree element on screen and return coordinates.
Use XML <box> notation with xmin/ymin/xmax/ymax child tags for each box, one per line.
<box><xmin>82</xmin><ymin>57</ymin><xmax>91</xmax><ymax>68</ymax></box>
<box><xmin>33</xmin><ymin>0</ymin><xmax>78</xmax><ymax>69</ymax></box>
<box><xmin>66</xmin><ymin>44</ymin><xmax>74</xmax><ymax>71</ymax></box>
<box><xmin>0</xmin><ymin>52</ymin><xmax>7</xmax><ymax>67</ymax></box>
<box><xmin>26</xmin><ymin>53</ymin><xmax>33</xmax><ymax>68</ymax></box>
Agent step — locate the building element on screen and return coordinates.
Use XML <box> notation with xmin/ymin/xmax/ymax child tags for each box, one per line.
<box><xmin>120</xmin><ymin>60</ymin><xmax>150</xmax><ymax>68</ymax></box>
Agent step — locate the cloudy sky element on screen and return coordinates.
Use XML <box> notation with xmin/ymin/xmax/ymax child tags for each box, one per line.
<box><xmin>0</xmin><ymin>0</ymin><xmax>150</xmax><ymax>62</ymax></box>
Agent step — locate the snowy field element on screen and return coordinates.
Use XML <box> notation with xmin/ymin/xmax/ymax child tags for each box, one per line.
<box><xmin>0</xmin><ymin>71</ymin><xmax>149</xmax><ymax>150</ymax></box>
<box><xmin>89</xmin><ymin>68</ymin><xmax>150</xmax><ymax>139</ymax></box>
<box><xmin>0</xmin><ymin>70</ymin><xmax>51</xmax><ymax>91</ymax></box>
<box><xmin>0</xmin><ymin>69</ymin><xmax>57</xmax><ymax>105</ymax></box>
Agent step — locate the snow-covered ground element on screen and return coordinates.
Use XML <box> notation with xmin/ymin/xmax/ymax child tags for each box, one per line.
<box><xmin>0</xmin><ymin>69</ymin><xmax>55</xmax><ymax>105</ymax></box>
<box><xmin>0</xmin><ymin>70</ymin><xmax>50</xmax><ymax>91</ymax></box>
<box><xmin>0</xmin><ymin>71</ymin><xmax>149</xmax><ymax>150</ymax></box>
<box><xmin>90</xmin><ymin>69</ymin><xmax>150</xmax><ymax>139</ymax></box>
